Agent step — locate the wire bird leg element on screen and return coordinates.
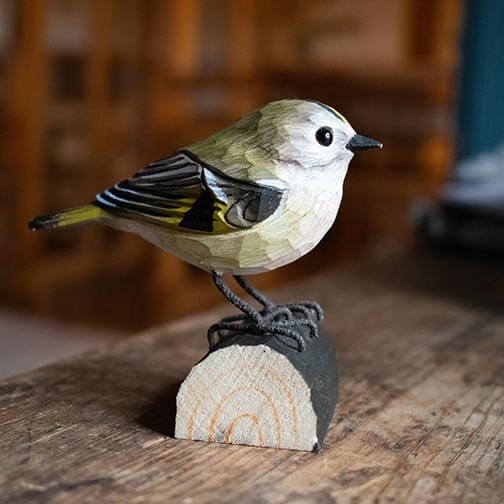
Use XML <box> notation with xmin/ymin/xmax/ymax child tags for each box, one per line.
<box><xmin>234</xmin><ymin>275</ymin><xmax>324</xmax><ymax>322</ymax></box>
<box><xmin>208</xmin><ymin>273</ymin><xmax>324</xmax><ymax>351</ymax></box>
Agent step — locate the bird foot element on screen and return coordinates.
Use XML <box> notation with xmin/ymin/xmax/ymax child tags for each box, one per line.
<box><xmin>207</xmin><ymin>301</ymin><xmax>323</xmax><ymax>352</ymax></box>
<box><xmin>262</xmin><ymin>301</ymin><xmax>324</xmax><ymax>323</ymax></box>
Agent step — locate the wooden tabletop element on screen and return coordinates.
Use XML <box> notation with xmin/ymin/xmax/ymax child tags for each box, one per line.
<box><xmin>1</xmin><ymin>250</ymin><xmax>503</xmax><ymax>503</ymax></box>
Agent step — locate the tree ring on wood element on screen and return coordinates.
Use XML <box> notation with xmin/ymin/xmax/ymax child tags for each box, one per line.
<box><xmin>175</xmin><ymin>324</ymin><xmax>338</xmax><ymax>452</ymax></box>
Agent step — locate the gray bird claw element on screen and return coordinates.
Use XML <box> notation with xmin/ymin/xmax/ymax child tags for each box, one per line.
<box><xmin>264</xmin><ymin>301</ymin><xmax>324</xmax><ymax>323</ymax></box>
<box><xmin>207</xmin><ymin>301</ymin><xmax>323</xmax><ymax>352</ymax></box>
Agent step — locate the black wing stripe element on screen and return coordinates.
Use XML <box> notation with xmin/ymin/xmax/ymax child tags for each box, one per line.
<box><xmin>132</xmin><ymin>174</ymin><xmax>201</xmax><ymax>187</ymax></box>
<box><xmin>104</xmin><ymin>189</ymin><xmax>177</xmax><ymax>210</ymax></box>
<box><xmin>130</xmin><ymin>177</ymin><xmax>200</xmax><ymax>191</ymax></box>
<box><xmin>133</xmin><ymin>161</ymin><xmax>199</xmax><ymax>180</ymax></box>
<box><xmin>99</xmin><ymin>190</ymin><xmax>183</xmax><ymax>217</ymax></box>
<box><xmin>110</xmin><ymin>185</ymin><xmax>181</xmax><ymax>208</ymax></box>
<box><xmin>96</xmin><ymin>193</ymin><xmax>118</xmax><ymax>209</ymax></box>
<box><xmin>133</xmin><ymin>171</ymin><xmax>199</xmax><ymax>183</ymax></box>
<box><xmin>115</xmin><ymin>179</ymin><xmax>201</xmax><ymax>192</ymax></box>
<box><xmin>137</xmin><ymin>155</ymin><xmax>191</xmax><ymax>171</ymax></box>
<box><xmin>116</xmin><ymin>180</ymin><xmax>195</xmax><ymax>200</ymax></box>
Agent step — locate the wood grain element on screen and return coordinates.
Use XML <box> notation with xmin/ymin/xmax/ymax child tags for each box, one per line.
<box><xmin>176</xmin><ymin>344</ymin><xmax>319</xmax><ymax>451</ymax></box>
<box><xmin>1</xmin><ymin>250</ymin><xmax>503</xmax><ymax>503</ymax></box>
<box><xmin>175</xmin><ymin>326</ymin><xmax>338</xmax><ymax>452</ymax></box>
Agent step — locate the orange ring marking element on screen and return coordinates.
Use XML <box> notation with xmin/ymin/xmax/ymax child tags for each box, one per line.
<box><xmin>225</xmin><ymin>414</ymin><xmax>263</xmax><ymax>446</ymax></box>
<box><xmin>208</xmin><ymin>386</ymin><xmax>281</xmax><ymax>446</ymax></box>
<box><xmin>186</xmin><ymin>351</ymin><xmax>298</xmax><ymax>443</ymax></box>
<box><xmin>186</xmin><ymin>351</ymin><xmax>264</xmax><ymax>438</ymax></box>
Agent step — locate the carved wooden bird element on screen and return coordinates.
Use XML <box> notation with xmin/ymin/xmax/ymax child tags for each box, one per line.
<box><xmin>30</xmin><ymin>99</ymin><xmax>382</xmax><ymax>349</ymax></box>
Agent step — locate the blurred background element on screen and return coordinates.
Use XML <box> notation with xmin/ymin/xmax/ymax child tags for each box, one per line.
<box><xmin>1</xmin><ymin>0</ymin><xmax>502</xmax><ymax>376</ymax></box>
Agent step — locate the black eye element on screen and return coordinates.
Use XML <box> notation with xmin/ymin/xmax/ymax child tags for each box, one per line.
<box><xmin>316</xmin><ymin>127</ymin><xmax>333</xmax><ymax>146</ymax></box>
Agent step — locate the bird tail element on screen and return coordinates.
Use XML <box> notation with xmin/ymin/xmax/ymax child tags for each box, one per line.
<box><xmin>29</xmin><ymin>203</ymin><xmax>107</xmax><ymax>231</ymax></box>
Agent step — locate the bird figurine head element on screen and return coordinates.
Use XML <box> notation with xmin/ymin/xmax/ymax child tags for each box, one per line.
<box><xmin>188</xmin><ymin>99</ymin><xmax>382</xmax><ymax>189</ymax></box>
<box><xmin>257</xmin><ymin>99</ymin><xmax>381</xmax><ymax>168</ymax></box>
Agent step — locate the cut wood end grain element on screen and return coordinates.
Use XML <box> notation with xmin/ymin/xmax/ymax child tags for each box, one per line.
<box><xmin>175</xmin><ymin>329</ymin><xmax>338</xmax><ymax>452</ymax></box>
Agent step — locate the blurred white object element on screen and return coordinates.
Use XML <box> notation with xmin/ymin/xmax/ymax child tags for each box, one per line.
<box><xmin>443</xmin><ymin>143</ymin><xmax>504</xmax><ymax>217</ymax></box>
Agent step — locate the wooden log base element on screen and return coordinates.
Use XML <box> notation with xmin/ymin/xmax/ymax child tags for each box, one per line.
<box><xmin>175</xmin><ymin>325</ymin><xmax>338</xmax><ymax>452</ymax></box>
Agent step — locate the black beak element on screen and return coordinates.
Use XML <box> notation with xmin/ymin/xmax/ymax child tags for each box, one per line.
<box><xmin>346</xmin><ymin>134</ymin><xmax>383</xmax><ymax>152</ymax></box>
